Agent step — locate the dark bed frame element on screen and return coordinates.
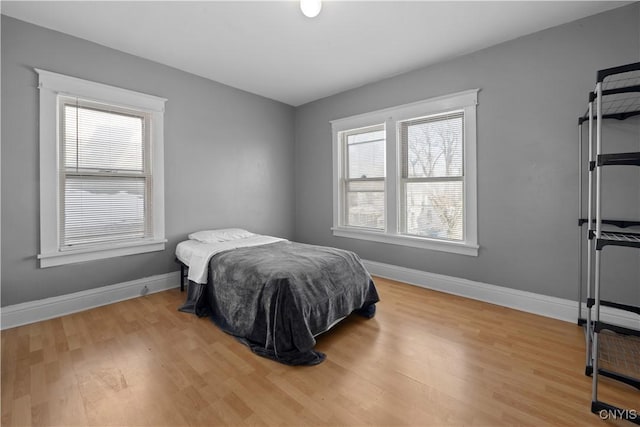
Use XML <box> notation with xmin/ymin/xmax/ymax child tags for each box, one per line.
<box><xmin>175</xmin><ymin>259</ymin><xmax>188</xmax><ymax>292</ymax></box>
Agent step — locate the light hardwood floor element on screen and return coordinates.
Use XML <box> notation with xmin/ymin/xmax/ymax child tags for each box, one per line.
<box><xmin>1</xmin><ymin>277</ymin><xmax>637</xmax><ymax>426</ymax></box>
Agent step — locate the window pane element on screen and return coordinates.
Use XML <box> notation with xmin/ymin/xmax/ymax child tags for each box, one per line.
<box><xmin>346</xmin><ymin>190</ymin><xmax>384</xmax><ymax>229</ymax></box>
<box><xmin>404</xmin><ymin>181</ymin><xmax>463</xmax><ymax>240</ymax></box>
<box><xmin>346</xmin><ymin>128</ymin><xmax>385</xmax><ymax>179</ymax></box>
<box><xmin>348</xmin><ymin>139</ymin><xmax>385</xmax><ymax>179</ymax></box>
<box><xmin>403</xmin><ymin>114</ymin><xmax>463</xmax><ymax>178</ymax></box>
<box><xmin>64</xmin><ymin>176</ymin><xmax>147</xmax><ymax>246</ymax></box>
<box><xmin>64</xmin><ymin>104</ymin><xmax>144</xmax><ymax>172</ymax></box>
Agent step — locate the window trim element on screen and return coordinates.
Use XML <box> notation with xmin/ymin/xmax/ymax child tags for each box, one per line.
<box><xmin>36</xmin><ymin>69</ymin><xmax>167</xmax><ymax>267</ymax></box>
<box><xmin>331</xmin><ymin>89</ymin><xmax>479</xmax><ymax>256</ymax></box>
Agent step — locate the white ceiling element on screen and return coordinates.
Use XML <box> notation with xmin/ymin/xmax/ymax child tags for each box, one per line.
<box><xmin>1</xmin><ymin>1</ymin><xmax>631</xmax><ymax>106</ymax></box>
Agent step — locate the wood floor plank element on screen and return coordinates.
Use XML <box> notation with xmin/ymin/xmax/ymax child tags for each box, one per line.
<box><xmin>2</xmin><ymin>276</ymin><xmax>638</xmax><ymax>426</ymax></box>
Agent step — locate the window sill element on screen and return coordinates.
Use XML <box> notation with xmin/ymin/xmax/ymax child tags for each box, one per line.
<box><xmin>38</xmin><ymin>239</ymin><xmax>167</xmax><ymax>268</ymax></box>
<box><xmin>331</xmin><ymin>227</ymin><xmax>478</xmax><ymax>256</ymax></box>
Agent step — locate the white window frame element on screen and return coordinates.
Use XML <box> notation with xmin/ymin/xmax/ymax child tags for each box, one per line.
<box><xmin>36</xmin><ymin>69</ymin><xmax>167</xmax><ymax>267</ymax></box>
<box><xmin>331</xmin><ymin>89</ymin><xmax>479</xmax><ymax>256</ymax></box>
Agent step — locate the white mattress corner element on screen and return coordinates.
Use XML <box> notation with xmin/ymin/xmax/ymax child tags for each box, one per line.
<box><xmin>175</xmin><ymin>239</ymin><xmax>201</xmax><ymax>266</ymax></box>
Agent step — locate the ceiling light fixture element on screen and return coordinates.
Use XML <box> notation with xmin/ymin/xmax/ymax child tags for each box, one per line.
<box><xmin>300</xmin><ymin>0</ymin><xmax>322</xmax><ymax>18</ymax></box>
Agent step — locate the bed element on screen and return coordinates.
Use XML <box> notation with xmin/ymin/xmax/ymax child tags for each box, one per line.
<box><xmin>175</xmin><ymin>228</ymin><xmax>379</xmax><ymax>365</ymax></box>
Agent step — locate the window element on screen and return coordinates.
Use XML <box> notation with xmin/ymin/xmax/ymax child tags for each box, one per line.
<box><xmin>400</xmin><ymin>111</ymin><xmax>464</xmax><ymax>240</ymax></box>
<box><xmin>342</xmin><ymin>124</ymin><xmax>386</xmax><ymax>229</ymax></box>
<box><xmin>37</xmin><ymin>69</ymin><xmax>167</xmax><ymax>267</ymax></box>
<box><xmin>332</xmin><ymin>90</ymin><xmax>479</xmax><ymax>256</ymax></box>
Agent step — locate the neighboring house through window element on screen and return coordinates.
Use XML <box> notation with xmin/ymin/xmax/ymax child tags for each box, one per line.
<box><xmin>331</xmin><ymin>89</ymin><xmax>479</xmax><ymax>256</ymax></box>
<box><xmin>36</xmin><ymin>69</ymin><xmax>167</xmax><ymax>267</ymax></box>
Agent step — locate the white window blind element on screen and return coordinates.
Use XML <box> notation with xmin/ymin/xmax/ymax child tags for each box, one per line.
<box><xmin>400</xmin><ymin>111</ymin><xmax>464</xmax><ymax>240</ymax></box>
<box><xmin>342</xmin><ymin>124</ymin><xmax>385</xmax><ymax>229</ymax></box>
<box><xmin>60</xmin><ymin>97</ymin><xmax>152</xmax><ymax>247</ymax></box>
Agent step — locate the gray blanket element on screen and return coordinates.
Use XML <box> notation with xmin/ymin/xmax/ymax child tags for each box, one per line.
<box><xmin>180</xmin><ymin>241</ymin><xmax>379</xmax><ymax>365</ymax></box>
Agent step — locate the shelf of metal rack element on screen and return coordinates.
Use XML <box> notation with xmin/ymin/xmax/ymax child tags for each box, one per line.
<box><xmin>597</xmin><ymin>152</ymin><xmax>640</xmax><ymax>167</ymax></box>
<box><xmin>596</xmin><ymin>231</ymin><xmax>640</xmax><ymax>249</ymax></box>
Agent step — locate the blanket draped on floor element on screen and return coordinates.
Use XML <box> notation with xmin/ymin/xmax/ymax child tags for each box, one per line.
<box><xmin>180</xmin><ymin>240</ymin><xmax>379</xmax><ymax>365</ymax></box>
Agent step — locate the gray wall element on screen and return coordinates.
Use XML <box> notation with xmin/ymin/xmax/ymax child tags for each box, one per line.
<box><xmin>1</xmin><ymin>15</ymin><xmax>295</xmax><ymax>306</ymax></box>
<box><xmin>294</xmin><ymin>4</ymin><xmax>640</xmax><ymax>302</ymax></box>
<box><xmin>2</xmin><ymin>5</ymin><xmax>639</xmax><ymax>308</ymax></box>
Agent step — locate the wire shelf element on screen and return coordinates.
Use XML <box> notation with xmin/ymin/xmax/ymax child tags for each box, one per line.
<box><xmin>597</xmin><ymin>231</ymin><xmax>640</xmax><ymax>249</ymax></box>
<box><xmin>600</xmin><ymin>231</ymin><xmax>640</xmax><ymax>243</ymax></box>
<box><xmin>601</xmin><ymin>91</ymin><xmax>640</xmax><ymax>116</ymax></box>
<box><xmin>599</xmin><ymin>330</ymin><xmax>640</xmax><ymax>381</ymax></box>
<box><xmin>597</xmin><ymin>152</ymin><xmax>640</xmax><ymax>167</ymax></box>
<box><xmin>602</xmin><ymin>69</ymin><xmax>640</xmax><ymax>91</ymax></box>
<box><xmin>598</xmin><ymin>231</ymin><xmax>640</xmax><ymax>247</ymax></box>
<box><xmin>592</xmin><ymin>62</ymin><xmax>640</xmax><ymax>118</ymax></box>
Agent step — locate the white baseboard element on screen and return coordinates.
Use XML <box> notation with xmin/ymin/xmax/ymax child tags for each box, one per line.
<box><xmin>1</xmin><ymin>271</ymin><xmax>180</xmax><ymax>330</ymax></box>
<box><xmin>363</xmin><ymin>260</ymin><xmax>639</xmax><ymax>330</ymax></box>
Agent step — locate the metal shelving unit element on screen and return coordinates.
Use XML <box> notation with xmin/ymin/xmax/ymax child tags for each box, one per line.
<box><xmin>578</xmin><ymin>61</ymin><xmax>640</xmax><ymax>424</ymax></box>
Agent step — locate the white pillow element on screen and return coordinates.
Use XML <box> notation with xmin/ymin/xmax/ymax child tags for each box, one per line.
<box><xmin>188</xmin><ymin>228</ymin><xmax>255</xmax><ymax>243</ymax></box>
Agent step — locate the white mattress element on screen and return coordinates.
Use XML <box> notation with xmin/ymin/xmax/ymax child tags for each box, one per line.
<box><xmin>176</xmin><ymin>235</ymin><xmax>286</xmax><ymax>284</ymax></box>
